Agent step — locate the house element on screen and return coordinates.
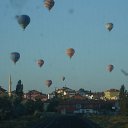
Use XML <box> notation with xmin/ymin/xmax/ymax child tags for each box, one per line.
<box><xmin>71</xmin><ymin>93</ymin><xmax>86</xmax><ymax>100</ymax></box>
<box><xmin>56</xmin><ymin>87</ymin><xmax>76</xmax><ymax>98</ymax></box>
<box><xmin>76</xmin><ymin>89</ymin><xmax>104</xmax><ymax>100</ymax></box>
<box><xmin>104</xmin><ymin>89</ymin><xmax>119</xmax><ymax>100</ymax></box>
<box><xmin>76</xmin><ymin>88</ymin><xmax>91</xmax><ymax>97</ymax></box>
<box><xmin>92</xmin><ymin>92</ymin><xmax>104</xmax><ymax>100</ymax></box>
<box><xmin>24</xmin><ymin>90</ymin><xmax>48</xmax><ymax>101</ymax></box>
<box><xmin>48</xmin><ymin>87</ymin><xmax>76</xmax><ymax>99</ymax></box>
<box><xmin>57</xmin><ymin>99</ymin><xmax>102</xmax><ymax>114</ymax></box>
<box><xmin>48</xmin><ymin>91</ymin><xmax>56</xmax><ymax>99</ymax></box>
<box><xmin>57</xmin><ymin>98</ymin><xmax>118</xmax><ymax>115</ymax></box>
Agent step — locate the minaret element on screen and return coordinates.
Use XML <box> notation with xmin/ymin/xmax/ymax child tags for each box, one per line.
<box><xmin>8</xmin><ymin>75</ymin><xmax>12</xmax><ymax>97</ymax></box>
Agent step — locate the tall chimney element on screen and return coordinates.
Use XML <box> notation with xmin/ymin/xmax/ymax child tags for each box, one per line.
<box><xmin>8</xmin><ymin>75</ymin><xmax>12</xmax><ymax>97</ymax></box>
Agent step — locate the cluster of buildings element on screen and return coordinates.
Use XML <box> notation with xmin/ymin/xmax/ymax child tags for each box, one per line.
<box><xmin>0</xmin><ymin>75</ymin><xmax>120</xmax><ymax>115</ymax></box>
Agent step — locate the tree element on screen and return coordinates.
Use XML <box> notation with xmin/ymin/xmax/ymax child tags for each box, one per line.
<box><xmin>16</xmin><ymin>80</ymin><xmax>23</xmax><ymax>100</ymax></box>
<box><xmin>119</xmin><ymin>85</ymin><xmax>128</xmax><ymax>115</ymax></box>
<box><xmin>47</xmin><ymin>98</ymin><xmax>60</xmax><ymax>112</ymax></box>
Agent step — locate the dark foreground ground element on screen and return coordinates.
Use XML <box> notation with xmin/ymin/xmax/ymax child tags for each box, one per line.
<box><xmin>32</xmin><ymin>114</ymin><xmax>101</xmax><ymax>128</ymax></box>
<box><xmin>88</xmin><ymin>115</ymin><xmax>128</xmax><ymax>128</ymax></box>
<box><xmin>1</xmin><ymin>113</ymin><xmax>128</xmax><ymax>128</ymax></box>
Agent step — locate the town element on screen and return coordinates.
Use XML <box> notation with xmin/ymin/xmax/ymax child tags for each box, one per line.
<box><xmin>0</xmin><ymin>75</ymin><xmax>121</xmax><ymax>115</ymax></box>
<box><xmin>0</xmin><ymin>76</ymin><xmax>128</xmax><ymax>128</ymax></box>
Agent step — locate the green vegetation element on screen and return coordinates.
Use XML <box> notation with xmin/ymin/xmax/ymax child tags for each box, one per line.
<box><xmin>47</xmin><ymin>98</ymin><xmax>60</xmax><ymax>112</ymax></box>
<box><xmin>0</xmin><ymin>80</ymin><xmax>44</xmax><ymax>121</ymax></box>
<box><xmin>89</xmin><ymin>115</ymin><xmax>128</xmax><ymax>128</ymax></box>
<box><xmin>15</xmin><ymin>80</ymin><xmax>24</xmax><ymax>101</ymax></box>
<box><xmin>0</xmin><ymin>95</ymin><xmax>44</xmax><ymax>120</ymax></box>
<box><xmin>119</xmin><ymin>85</ymin><xmax>128</xmax><ymax>115</ymax></box>
<box><xmin>87</xmin><ymin>85</ymin><xmax>128</xmax><ymax>128</ymax></box>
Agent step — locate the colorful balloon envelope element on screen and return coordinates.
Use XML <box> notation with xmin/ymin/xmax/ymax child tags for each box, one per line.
<box><xmin>105</xmin><ymin>23</ymin><xmax>113</xmax><ymax>31</ymax></box>
<box><xmin>45</xmin><ymin>80</ymin><xmax>52</xmax><ymax>87</ymax></box>
<box><xmin>66</xmin><ymin>48</ymin><xmax>75</xmax><ymax>59</ymax></box>
<box><xmin>37</xmin><ymin>59</ymin><xmax>44</xmax><ymax>67</ymax></box>
<box><xmin>16</xmin><ymin>15</ymin><xmax>30</xmax><ymax>30</ymax></box>
<box><xmin>107</xmin><ymin>64</ymin><xmax>114</xmax><ymax>72</ymax></box>
<box><xmin>44</xmin><ymin>0</ymin><xmax>55</xmax><ymax>10</ymax></box>
<box><xmin>10</xmin><ymin>52</ymin><xmax>20</xmax><ymax>64</ymax></box>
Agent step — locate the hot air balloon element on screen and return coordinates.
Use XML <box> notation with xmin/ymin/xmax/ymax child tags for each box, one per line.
<box><xmin>16</xmin><ymin>15</ymin><xmax>30</xmax><ymax>30</ymax></box>
<box><xmin>107</xmin><ymin>64</ymin><xmax>114</xmax><ymax>72</ymax></box>
<box><xmin>44</xmin><ymin>0</ymin><xmax>55</xmax><ymax>10</ymax></box>
<box><xmin>105</xmin><ymin>23</ymin><xmax>113</xmax><ymax>31</ymax></box>
<box><xmin>10</xmin><ymin>52</ymin><xmax>20</xmax><ymax>64</ymax></box>
<box><xmin>66</xmin><ymin>48</ymin><xmax>75</xmax><ymax>59</ymax></box>
<box><xmin>37</xmin><ymin>59</ymin><xmax>44</xmax><ymax>67</ymax></box>
<box><xmin>45</xmin><ymin>80</ymin><xmax>52</xmax><ymax>87</ymax></box>
<box><xmin>62</xmin><ymin>76</ymin><xmax>65</xmax><ymax>81</ymax></box>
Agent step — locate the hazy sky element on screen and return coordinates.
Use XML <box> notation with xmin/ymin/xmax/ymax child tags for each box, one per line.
<box><xmin>0</xmin><ymin>0</ymin><xmax>128</xmax><ymax>93</ymax></box>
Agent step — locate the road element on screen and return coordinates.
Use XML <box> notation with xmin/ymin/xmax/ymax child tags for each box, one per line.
<box><xmin>32</xmin><ymin>114</ymin><xmax>101</xmax><ymax>128</ymax></box>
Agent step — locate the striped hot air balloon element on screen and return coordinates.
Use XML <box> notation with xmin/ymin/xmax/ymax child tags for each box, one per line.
<box><xmin>44</xmin><ymin>0</ymin><xmax>55</xmax><ymax>10</ymax></box>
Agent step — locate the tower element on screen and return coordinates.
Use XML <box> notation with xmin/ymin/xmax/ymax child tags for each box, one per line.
<box><xmin>8</xmin><ymin>75</ymin><xmax>12</xmax><ymax>97</ymax></box>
